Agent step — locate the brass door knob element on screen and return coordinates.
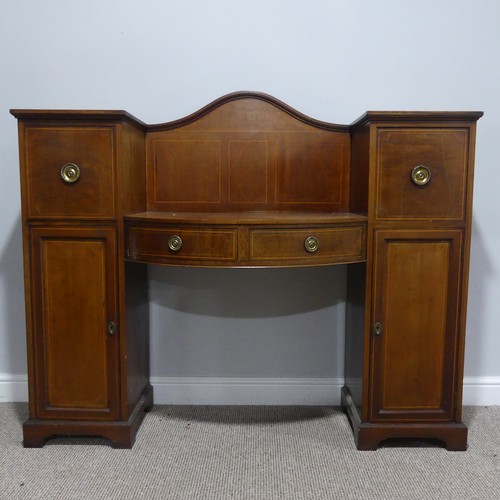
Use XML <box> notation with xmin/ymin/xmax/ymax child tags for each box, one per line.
<box><xmin>60</xmin><ymin>163</ymin><xmax>81</xmax><ymax>184</ymax></box>
<box><xmin>411</xmin><ymin>165</ymin><xmax>431</xmax><ymax>186</ymax></box>
<box><xmin>168</xmin><ymin>235</ymin><xmax>183</xmax><ymax>252</ymax></box>
<box><xmin>304</xmin><ymin>236</ymin><xmax>319</xmax><ymax>253</ymax></box>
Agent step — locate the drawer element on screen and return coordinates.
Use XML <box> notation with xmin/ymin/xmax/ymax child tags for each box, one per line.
<box><xmin>127</xmin><ymin>226</ymin><xmax>238</xmax><ymax>263</ymax></box>
<box><xmin>249</xmin><ymin>225</ymin><xmax>366</xmax><ymax>264</ymax></box>
<box><xmin>24</xmin><ymin>126</ymin><xmax>115</xmax><ymax>218</ymax></box>
<box><xmin>376</xmin><ymin>128</ymin><xmax>469</xmax><ymax>221</ymax></box>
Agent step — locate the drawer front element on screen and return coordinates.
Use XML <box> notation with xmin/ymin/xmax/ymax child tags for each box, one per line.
<box><xmin>376</xmin><ymin>128</ymin><xmax>469</xmax><ymax>221</ymax></box>
<box><xmin>249</xmin><ymin>225</ymin><xmax>366</xmax><ymax>264</ymax></box>
<box><xmin>24</xmin><ymin>126</ymin><xmax>115</xmax><ymax>218</ymax></box>
<box><xmin>127</xmin><ymin>226</ymin><xmax>238</xmax><ymax>263</ymax></box>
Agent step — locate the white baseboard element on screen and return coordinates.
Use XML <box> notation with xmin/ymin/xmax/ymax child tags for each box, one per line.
<box><xmin>2</xmin><ymin>374</ymin><xmax>500</xmax><ymax>406</ymax></box>
<box><xmin>462</xmin><ymin>377</ymin><xmax>500</xmax><ymax>406</ymax></box>
<box><xmin>0</xmin><ymin>374</ymin><xmax>28</xmax><ymax>403</ymax></box>
<box><xmin>150</xmin><ymin>377</ymin><xmax>343</xmax><ymax>405</ymax></box>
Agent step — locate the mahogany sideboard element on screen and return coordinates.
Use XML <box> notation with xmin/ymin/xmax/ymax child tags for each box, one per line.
<box><xmin>11</xmin><ymin>93</ymin><xmax>482</xmax><ymax>450</ymax></box>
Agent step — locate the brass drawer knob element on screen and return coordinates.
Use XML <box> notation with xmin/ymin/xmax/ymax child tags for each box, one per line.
<box><xmin>168</xmin><ymin>235</ymin><xmax>183</xmax><ymax>252</ymax></box>
<box><xmin>411</xmin><ymin>165</ymin><xmax>431</xmax><ymax>186</ymax></box>
<box><xmin>304</xmin><ymin>236</ymin><xmax>319</xmax><ymax>253</ymax></box>
<box><xmin>60</xmin><ymin>163</ymin><xmax>81</xmax><ymax>184</ymax></box>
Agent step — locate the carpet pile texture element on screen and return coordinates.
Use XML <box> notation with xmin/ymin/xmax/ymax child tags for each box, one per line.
<box><xmin>0</xmin><ymin>404</ymin><xmax>499</xmax><ymax>499</ymax></box>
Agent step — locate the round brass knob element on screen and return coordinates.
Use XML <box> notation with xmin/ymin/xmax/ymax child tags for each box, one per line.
<box><xmin>168</xmin><ymin>235</ymin><xmax>183</xmax><ymax>252</ymax></box>
<box><xmin>304</xmin><ymin>236</ymin><xmax>319</xmax><ymax>253</ymax></box>
<box><xmin>60</xmin><ymin>163</ymin><xmax>81</xmax><ymax>184</ymax></box>
<box><xmin>411</xmin><ymin>165</ymin><xmax>431</xmax><ymax>186</ymax></box>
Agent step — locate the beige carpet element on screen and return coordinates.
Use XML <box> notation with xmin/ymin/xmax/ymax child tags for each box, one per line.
<box><xmin>0</xmin><ymin>404</ymin><xmax>499</xmax><ymax>499</ymax></box>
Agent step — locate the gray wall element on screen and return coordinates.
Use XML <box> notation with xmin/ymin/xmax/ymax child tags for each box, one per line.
<box><xmin>1</xmin><ymin>0</ymin><xmax>499</xmax><ymax>404</ymax></box>
<box><xmin>149</xmin><ymin>267</ymin><xmax>346</xmax><ymax>378</ymax></box>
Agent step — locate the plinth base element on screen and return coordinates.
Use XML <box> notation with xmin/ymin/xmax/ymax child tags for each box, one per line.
<box><xmin>341</xmin><ymin>386</ymin><xmax>467</xmax><ymax>451</ymax></box>
<box><xmin>23</xmin><ymin>385</ymin><xmax>154</xmax><ymax>449</ymax></box>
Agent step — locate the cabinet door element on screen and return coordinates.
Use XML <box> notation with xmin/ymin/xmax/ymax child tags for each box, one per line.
<box><xmin>23</xmin><ymin>126</ymin><xmax>116</xmax><ymax>219</ymax></box>
<box><xmin>375</xmin><ymin>127</ymin><xmax>469</xmax><ymax>222</ymax></box>
<box><xmin>370</xmin><ymin>229</ymin><xmax>463</xmax><ymax>422</ymax></box>
<box><xmin>30</xmin><ymin>226</ymin><xmax>119</xmax><ymax>420</ymax></box>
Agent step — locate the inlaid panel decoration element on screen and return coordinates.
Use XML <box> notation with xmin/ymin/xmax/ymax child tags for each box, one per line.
<box><xmin>275</xmin><ymin>134</ymin><xmax>347</xmax><ymax>206</ymax></box>
<box><xmin>152</xmin><ymin>140</ymin><xmax>221</xmax><ymax>204</ymax></box>
<box><xmin>229</xmin><ymin>140</ymin><xmax>268</xmax><ymax>204</ymax></box>
<box><xmin>146</xmin><ymin>96</ymin><xmax>350</xmax><ymax>212</ymax></box>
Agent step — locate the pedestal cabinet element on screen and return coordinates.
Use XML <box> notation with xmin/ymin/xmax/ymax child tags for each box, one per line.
<box><xmin>12</xmin><ymin>112</ymin><xmax>152</xmax><ymax>447</ymax></box>
<box><xmin>344</xmin><ymin>113</ymin><xmax>481</xmax><ymax>450</ymax></box>
<box><xmin>11</xmin><ymin>94</ymin><xmax>482</xmax><ymax>449</ymax></box>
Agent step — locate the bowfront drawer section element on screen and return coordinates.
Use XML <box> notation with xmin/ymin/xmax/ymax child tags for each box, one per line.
<box><xmin>24</xmin><ymin>126</ymin><xmax>115</xmax><ymax>219</ymax></box>
<box><xmin>249</xmin><ymin>225</ymin><xmax>366</xmax><ymax>265</ymax></box>
<box><xmin>376</xmin><ymin>127</ymin><xmax>470</xmax><ymax>221</ymax></box>
<box><xmin>127</xmin><ymin>226</ymin><xmax>238</xmax><ymax>264</ymax></box>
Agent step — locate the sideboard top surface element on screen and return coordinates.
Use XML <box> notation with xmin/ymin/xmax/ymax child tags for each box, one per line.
<box><xmin>10</xmin><ymin>90</ymin><xmax>483</xmax><ymax>130</ymax></box>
